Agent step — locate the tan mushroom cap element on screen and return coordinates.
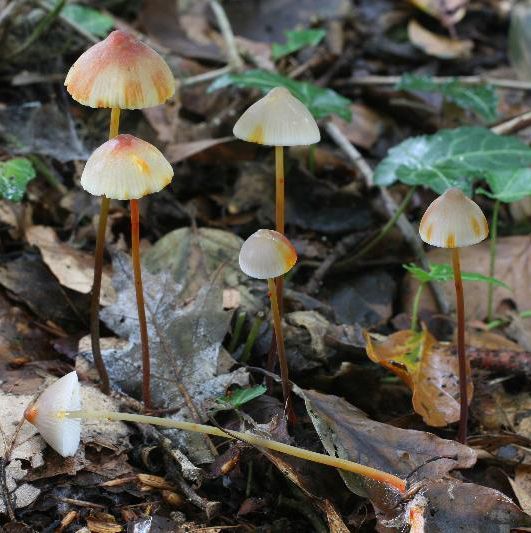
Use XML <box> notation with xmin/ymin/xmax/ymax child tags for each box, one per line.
<box><xmin>233</xmin><ymin>87</ymin><xmax>320</xmax><ymax>146</ymax></box>
<box><xmin>419</xmin><ymin>188</ymin><xmax>489</xmax><ymax>248</ymax></box>
<box><xmin>65</xmin><ymin>30</ymin><xmax>175</xmax><ymax>109</ymax></box>
<box><xmin>81</xmin><ymin>134</ymin><xmax>174</xmax><ymax>200</ymax></box>
<box><xmin>239</xmin><ymin>229</ymin><xmax>297</xmax><ymax>279</ymax></box>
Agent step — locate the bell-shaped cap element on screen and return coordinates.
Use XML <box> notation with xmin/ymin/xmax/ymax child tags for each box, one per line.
<box><xmin>24</xmin><ymin>371</ymin><xmax>81</xmax><ymax>457</ymax></box>
<box><xmin>65</xmin><ymin>30</ymin><xmax>175</xmax><ymax>109</ymax></box>
<box><xmin>81</xmin><ymin>134</ymin><xmax>174</xmax><ymax>200</ymax></box>
<box><xmin>233</xmin><ymin>87</ymin><xmax>320</xmax><ymax>146</ymax></box>
<box><xmin>239</xmin><ymin>229</ymin><xmax>297</xmax><ymax>279</ymax></box>
<box><xmin>419</xmin><ymin>188</ymin><xmax>489</xmax><ymax>248</ymax></box>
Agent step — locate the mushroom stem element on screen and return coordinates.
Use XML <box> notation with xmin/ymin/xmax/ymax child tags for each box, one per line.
<box><xmin>452</xmin><ymin>248</ymin><xmax>468</xmax><ymax>444</ymax></box>
<box><xmin>275</xmin><ymin>145</ymin><xmax>285</xmax><ymax>235</ymax></box>
<box><xmin>64</xmin><ymin>409</ymin><xmax>406</xmax><ymax>492</ymax></box>
<box><xmin>267</xmin><ymin>278</ymin><xmax>294</xmax><ymax>423</ymax></box>
<box><xmin>487</xmin><ymin>199</ymin><xmax>500</xmax><ymax>322</ymax></box>
<box><xmin>130</xmin><ymin>199</ymin><xmax>152</xmax><ymax>410</ymax></box>
<box><xmin>89</xmin><ymin>106</ymin><xmax>121</xmax><ymax>395</ymax></box>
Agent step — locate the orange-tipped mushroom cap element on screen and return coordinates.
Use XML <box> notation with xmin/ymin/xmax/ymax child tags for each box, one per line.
<box><xmin>239</xmin><ymin>229</ymin><xmax>297</xmax><ymax>279</ymax></box>
<box><xmin>419</xmin><ymin>188</ymin><xmax>489</xmax><ymax>248</ymax></box>
<box><xmin>24</xmin><ymin>371</ymin><xmax>81</xmax><ymax>457</ymax></box>
<box><xmin>81</xmin><ymin>134</ymin><xmax>174</xmax><ymax>200</ymax></box>
<box><xmin>233</xmin><ymin>87</ymin><xmax>320</xmax><ymax>146</ymax></box>
<box><xmin>65</xmin><ymin>30</ymin><xmax>175</xmax><ymax>109</ymax></box>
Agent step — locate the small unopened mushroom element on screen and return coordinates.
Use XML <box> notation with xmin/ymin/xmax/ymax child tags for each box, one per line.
<box><xmin>419</xmin><ymin>187</ymin><xmax>488</xmax><ymax>443</ymax></box>
<box><xmin>24</xmin><ymin>371</ymin><xmax>81</xmax><ymax>457</ymax></box>
<box><xmin>239</xmin><ymin>229</ymin><xmax>297</xmax><ymax>419</ymax></box>
<box><xmin>81</xmin><ymin>134</ymin><xmax>174</xmax><ymax>408</ymax></box>
<box><xmin>65</xmin><ymin>30</ymin><xmax>175</xmax><ymax>396</ymax></box>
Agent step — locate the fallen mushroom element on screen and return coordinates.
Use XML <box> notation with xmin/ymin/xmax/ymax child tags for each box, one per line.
<box><xmin>419</xmin><ymin>187</ymin><xmax>489</xmax><ymax>443</ymax></box>
<box><xmin>81</xmin><ymin>134</ymin><xmax>174</xmax><ymax>409</ymax></box>
<box><xmin>65</xmin><ymin>30</ymin><xmax>175</xmax><ymax>395</ymax></box>
<box><xmin>239</xmin><ymin>229</ymin><xmax>297</xmax><ymax>421</ymax></box>
<box><xmin>24</xmin><ymin>372</ymin><xmax>406</xmax><ymax>493</ymax></box>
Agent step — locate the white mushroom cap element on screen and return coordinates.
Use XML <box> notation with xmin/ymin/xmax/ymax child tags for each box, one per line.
<box><xmin>65</xmin><ymin>30</ymin><xmax>175</xmax><ymax>109</ymax></box>
<box><xmin>24</xmin><ymin>371</ymin><xmax>81</xmax><ymax>457</ymax></box>
<box><xmin>233</xmin><ymin>87</ymin><xmax>320</xmax><ymax>146</ymax></box>
<box><xmin>419</xmin><ymin>188</ymin><xmax>489</xmax><ymax>248</ymax></box>
<box><xmin>81</xmin><ymin>134</ymin><xmax>174</xmax><ymax>200</ymax></box>
<box><xmin>239</xmin><ymin>229</ymin><xmax>297</xmax><ymax>279</ymax></box>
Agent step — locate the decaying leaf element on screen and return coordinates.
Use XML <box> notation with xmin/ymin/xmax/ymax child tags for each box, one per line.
<box><xmin>26</xmin><ymin>225</ymin><xmax>115</xmax><ymax>305</ymax></box>
<box><xmin>365</xmin><ymin>329</ymin><xmax>472</xmax><ymax>426</ymax></box>
<box><xmin>407</xmin><ymin>0</ymin><xmax>468</xmax><ymax>26</ymax></box>
<box><xmin>408</xmin><ymin>20</ymin><xmax>473</xmax><ymax>59</ymax></box>
<box><xmin>329</xmin><ymin>104</ymin><xmax>385</xmax><ymax>149</ymax></box>
<box><xmin>508</xmin><ymin>465</ymin><xmax>531</xmax><ymax>516</ymax></box>
<box><xmin>165</xmin><ymin>137</ymin><xmax>234</xmax><ymax>164</ymax></box>
<box><xmin>300</xmin><ymin>388</ymin><xmax>476</xmax><ymax>505</ymax></box>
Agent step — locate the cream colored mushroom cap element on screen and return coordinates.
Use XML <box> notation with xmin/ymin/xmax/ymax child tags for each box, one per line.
<box><xmin>81</xmin><ymin>134</ymin><xmax>174</xmax><ymax>200</ymax></box>
<box><xmin>239</xmin><ymin>229</ymin><xmax>297</xmax><ymax>279</ymax></box>
<box><xmin>24</xmin><ymin>371</ymin><xmax>81</xmax><ymax>457</ymax></box>
<box><xmin>233</xmin><ymin>87</ymin><xmax>320</xmax><ymax>146</ymax></box>
<box><xmin>65</xmin><ymin>30</ymin><xmax>175</xmax><ymax>109</ymax></box>
<box><xmin>419</xmin><ymin>188</ymin><xmax>489</xmax><ymax>248</ymax></box>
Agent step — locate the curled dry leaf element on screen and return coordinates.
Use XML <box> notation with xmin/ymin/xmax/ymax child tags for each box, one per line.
<box><xmin>365</xmin><ymin>329</ymin><xmax>473</xmax><ymax>426</ymax></box>
<box><xmin>329</xmin><ymin>104</ymin><xmax>385</xmax><ymax>150</ymax></box>
<box><xmin>408</xmin><ymin>19</ymin><xmax>473</xmax><ymax>59</ymax></box>
<box><xmin>508</xmin><ymin>465</ymin><xmax>531</xmax><ymax>516</ymax></box>
<box><xmin>26</xmin><ymin>225</ymin><xmax>115</xmax><ymax>305</ymax></box>
<box><xmin>407</xmin><ymin>0</ymin><xmax>468</xmax><ymax>26</ymax></box>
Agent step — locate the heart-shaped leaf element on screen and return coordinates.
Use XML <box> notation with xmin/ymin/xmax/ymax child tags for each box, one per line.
<box><xmin>272</xmin><ymin>29</ymin><xmax>326</xmax><ymax>60</ymax></box>
<box><xmin>478</xmin><ymin>168</ymin><xmax>531</xmax><ymax>203</ymax></box>
<box><xmin>0</xmin><ymin>158</ymin><xmax>36</xmax><ymax>202</ymax></box>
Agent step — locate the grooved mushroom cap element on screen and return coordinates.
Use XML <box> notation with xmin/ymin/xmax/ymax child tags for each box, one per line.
<box><xmin>419</xmin><ymin>188</ymin><xmax>489</xmax><ymax>248</ymax></box>
<box><xmin>239</xmin><ymin>229</ymin><xmax>297</xmax><ymax>279</ymax></box>
<box><xmin>24</xmin><ymin>371</ymin><xmax>81</xmax><ymax>457</ymax></box>
<box><xmin>233</xmin><ymin>87</ymin><xmax>320</xmax><ymax>146</ymax></box>
<box><xmin>81</xmin><ymin>134</ymin><xmax>174</xmax><ymax>200</ymax></box>
<box><xmin>65</xmin><ymin>30</ymin><xmax>175</xmax><ymax>109</ymax></box>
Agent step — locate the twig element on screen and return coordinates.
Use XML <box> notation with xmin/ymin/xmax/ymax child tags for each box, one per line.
<box><xmin>334</xmin><ymin>75</ymin><xmax>531</xmax><ymax>91</ymax></box>
<box><xmin>209</xmin><ymin>0</ymin><xmax>243</xmax><ymax>71</ymax></box>
<box><xmin>181</xmin><ymin>65</ymin><xmax>232</xmax><ymax>86</ymax></box>
<box><xmin>491</xmin><ymin>109</ymin><xmax>531</xmax><ymax>135</ymax></box>
<box><xmin>325</xmin><ymin>122</ymin><xmax>450</xmax><ymax>313</ymax></box>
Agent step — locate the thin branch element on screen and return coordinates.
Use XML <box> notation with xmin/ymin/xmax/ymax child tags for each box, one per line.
<box><xmin>209</xmin><ymin>0</ymin><xmax>243</xmax><ymax>71</ymax></box>
<box><xmin>491</xmin><ymin>109</ymin><xmax>531</xmax><ymax>135</ymax></box>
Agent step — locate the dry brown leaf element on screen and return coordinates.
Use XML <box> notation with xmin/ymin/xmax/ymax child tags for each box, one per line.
<box><xmin>407</xmin><ymin>0</ymin><xmax>468</xmax><ymax>25</ymax></box>
<box><xmin>330</xmin><ymin>104</ymin><xmax>385</xmax><ymax>149</ymax></box>
<box><xmin>508</xmin><ymin>465</ymin><xmax>531</xmax><ymax>516</ymax></box>
<box><xmin>365</xmin><ymin>329</ymin><xmax>472</xmax><ymax>426</ymax></box>
<box><xmin>26</xmin><ymin>225</ymin><xmax>115</xmax><ymax>306</ymax></box>
<box><xmin>165</xmin><ymin>137</ymin><xmax>234</xmax><ymax>164</ymax></box>
<box><xmin>408</xmin><ymin>19</ymin><xmax>473</xmax><ymax>59</ymax></box>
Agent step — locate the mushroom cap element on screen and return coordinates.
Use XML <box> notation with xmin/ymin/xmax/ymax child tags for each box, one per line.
<box><xmin>419</xmin><ymin>188</ymin><xmax>489</xmax><ymax>248</ymax></box>
<box><xmin>233</xmin><ymin>87</ymin><xmax>320</xmax><ymax>146</ymax></box>
<box><xmin>239</xmin><ymin>229</ymin><xmax>297</xmax><ymax>279</ymax></box>
<box><xmin>65</xmin><ymin>30</ymin><xmax>175</xmax><ymax>109</ymax></box>
<box><xmin>81</xmin><ymin>134</ymin><xmax>174</xmax><ymax>200</ymax></box>
<box><xmin>24</xmin><ymin>371</ymin><xmax>81</xmax><ymax>457</ymax></box>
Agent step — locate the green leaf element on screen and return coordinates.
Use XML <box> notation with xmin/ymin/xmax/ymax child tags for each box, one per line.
<box><xmin>374</xmin><ymin>126</ymin><xmax>531</xmax><ymax>194</ymax></box>
<box><xmin>396</xmin><ymin>74</ymin><xmax>498</xmax><ymax>122</ymax></box>
<box><xmin>477</xmin><ymin>168</ymin><xmax>531</xmax><ymax>203</ymax></box>
<box><xmin>403</xmin><ymin>263</ymin><xmax>511</xmax><ymax>289</ymax></box>
<box><xmin>62</xmin><ymin>4</ymin><xmax>114</xmax><ymax>38</ymax></box>
<box><xmin>208</xmin><ymin>69</ymin><xmax>352</xmax><ymax>120</ymax></box>
<box><xmin>0</xmin><ymin>158</ymin><xmax>36</xmax><ymax>202</ymax></box>
<box><xmin>272</xmin><ymin>28</ymin><xmax>326</xmax><ymax>60</ymax></box>
<box><xmin>216</xmin><ymin>385</ymin><xmax>267</xmax><ymax>408</ymax></box>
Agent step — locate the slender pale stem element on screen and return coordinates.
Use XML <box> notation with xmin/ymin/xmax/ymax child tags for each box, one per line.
<box><xmin>275</xmin><ymin>146</ymin><xmax>285</xmax><ymax>235</ymax></box>
<box><xmin>267</xmin><ymin>278</ymin><xmax>293</xmax><ymax>422</ymax></box>
<box><xmin>130</xmin><ymin>199</ymin><xmax>152</xmax><ymax>410</ymax></box>
<box><xmin>410</xmin><ymin>282</ymin><xmax>425</xmax><ymax>333</ymax></box>
<box><xmin>64</xmin><ymin>409</ymin><xmax>406</xmax><ymax>492</ymax></box>
<box><xmin>452</xmin><ymin>248</ymin><xmax>468</xmax><ymax>444</ymax></box>
<box><xmin>487</xmin><ymin>200</ymin><xmax>500</xmax><ymax>322</ymax></box>
<box><xmin>89</xmin><ymin>107</ymin><xmax>120</xmax><ymax>395</ymax></box>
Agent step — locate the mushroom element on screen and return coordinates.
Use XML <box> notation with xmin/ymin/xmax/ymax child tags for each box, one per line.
<box><xmin>65</xmin><ymin>30</ymin><xmax>175</xmax><ymax>395</ymax></box>
<box><xmin>25</xmin><ymin>371</ymin><xmax>406</xmax><ymax>492</ymax></box>
<box><xmin>24</xmin><ymin>371</ymin><xmax>81</xmax><ymax>457</ymax></box>
<box><xmin>81</xmin><ymin>134</ymin><xmax>174</xmax><ymax>409</ymax></box>
<box><xmin>419</xmin><ymin>187</ymin><xmax>488</xmax><ymax>443</ymax></box>
<box><xmin>239</xmin><ymin>229</ymin><xmax>297</xmax><ymax>420</ymax></box>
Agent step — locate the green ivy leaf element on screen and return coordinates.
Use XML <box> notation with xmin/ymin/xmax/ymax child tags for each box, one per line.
<box><xmin>403</xmin><ymin>263</ymin><xmax>511</xmax><ymax>289</ymax></box>
<box><xmin>374</xmin><ymin>127</ymin><xmax>531</xmax><ymax>194</ymax></box>
<box><xmin>477</xmin><ymin>168</ymin><xmax>531</xmax><ymax>203</ymax></box>
<box><xmin>216</xmin><ymin>385</ymin><xmax>267</xmax><ymax>408</ymax></box>
<box><xmin>396</xmin><ymin>74</ymin><xmax>498</xmax><ymax>122</ymax></box>
<box><xmin>0</xmin><ymin>158</ymin><xmax>36</xmax><ymax>202</ymax></box>
<box><xmin>272</xmin><ymin>28</ymin><xmax>326</xmax><ymax>60</ymax></box>
<box><xmin>208</xmin><ymin>69</ymin><xmax>352</xmax><ymax>120</ymax></box>
<box><xmin>62</xmin><ymin>4</ymin><xmax>114</xmax><ymax>38</ymax></box>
